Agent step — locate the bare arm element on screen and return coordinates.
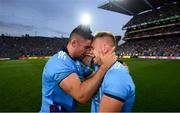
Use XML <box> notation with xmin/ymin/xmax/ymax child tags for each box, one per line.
<box><xmin>98</xmin><ymin>95</ymin><xmax>124</xmax><ymax>112</ymax></box>
<box><xmin>60</xmin><ymin>64</ymin><xmax>109</xmax><ymax>104</ymax></box>
<box><xmin>60</xmin><ymin>47</ymin><xmax>116</xmax><ymax>104</ymax></box>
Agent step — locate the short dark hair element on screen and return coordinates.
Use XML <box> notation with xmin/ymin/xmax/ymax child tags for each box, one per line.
<box><xmin>94</xmin><ymin>31</ymin><xmax>116</xmax><ymax>46</ymax></box>
<box><xmin>69</xmin><ymin>24</ymin><xmax>94</xmax><ymax>41</ymax></box>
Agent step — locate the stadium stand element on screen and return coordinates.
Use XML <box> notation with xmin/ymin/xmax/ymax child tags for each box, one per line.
<box><xmin>124</xmin><ymin>2</ymin><xmax>180</xmax><ymax>28</ymax></box>
<box><xmin>0</xmin><ymin>35</ymin><xmax>68</xmax><ymax>59</ymax></box>
<box><xmin>99</xmin><ymin>0</ymin><xmax>180</xmax><ymax>58</ymax></box>
<box><xmin>0</xmin><ymin>35</ymin><xmax>121</xmax><ymax>59</ymax></box>
<box><xmin>117</xmin><ymin>37</ymin><xmax>180</xmax><ymax>57</ymax></box>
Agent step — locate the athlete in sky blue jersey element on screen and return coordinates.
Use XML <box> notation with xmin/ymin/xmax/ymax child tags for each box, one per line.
<box><xmin>91</xmin><ymin>31</ymin><xmax>135</xmax><ymax>112</ymax></box>
<box><xmin>40</xmin><ymin>48</ymin><xmax>92</xmax><ymax>112</ymax></box>
<box><xmin>91</xmin><ymin>61</ymin><xmax>135</xmax><ymax>112</ymax></box>
<box><xmin>40</xmin><ymin>25</ymin><xmax>117</xmax><ymax>112</ymax></box>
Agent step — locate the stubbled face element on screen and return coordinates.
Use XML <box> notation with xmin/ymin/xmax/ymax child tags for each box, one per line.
<box><xmin>91</xmin><ymin>38</ymin><xmax>103</xmax><ymax>65</ymax></box>
<box><xmin>75</xmin><ymin>36</ymin><xmax>92</xmax><ymax>60</ymax></box>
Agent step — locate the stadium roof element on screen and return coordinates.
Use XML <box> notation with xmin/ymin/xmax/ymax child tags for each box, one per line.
<box><xmin>98</xmin><ymin>0</ymin><xmax>179</xmax><ymax>16</ymax></box>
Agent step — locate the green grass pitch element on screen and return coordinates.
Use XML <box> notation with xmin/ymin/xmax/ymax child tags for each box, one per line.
<box><xmin>0</xmin><ymin>58</ymin><xmax>180</xmax><ymax>111</ymax></box>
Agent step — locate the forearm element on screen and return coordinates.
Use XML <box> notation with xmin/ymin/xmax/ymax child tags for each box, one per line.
<box><xmin>78</xmin><ymin>65</ymin><xmax>108</xmax><ymax>103</ymax></box>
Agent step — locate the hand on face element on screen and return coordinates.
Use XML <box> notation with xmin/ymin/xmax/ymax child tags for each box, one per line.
<box><xmin>100</xmin><ymin>47</ymin><xmax>117</xmax><ymax>70</ymax></box>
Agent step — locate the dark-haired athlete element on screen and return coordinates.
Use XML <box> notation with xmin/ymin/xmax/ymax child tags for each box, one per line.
<box><xmin>40</xmin><ymin>25</ymin><xmax>117</xmax><ymax>112</ymax></box>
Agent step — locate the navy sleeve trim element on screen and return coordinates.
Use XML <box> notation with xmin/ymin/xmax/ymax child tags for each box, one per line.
<box><xmin>58</xmin><ymin>71</ymin><xmax>76</xmax><ymax>84</ymax></box>
<box><xmin>104</xmin><ymin>93</ymin><xmax>125</xmax><ymax>102</ymax></box>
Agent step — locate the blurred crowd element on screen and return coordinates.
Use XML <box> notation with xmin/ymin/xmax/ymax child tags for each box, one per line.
<box><xmin>125</xmin><ymin>25</ymin><xmax>180</xmax><ymax>39</ymax></box>
<box><xmin>122</xmin><ymin>2</ymin><xmax>180</xmax><ymax>57</ymax></box>
<box><xmin>0</xmin><ymin>36</ymin><xmax>68</xmax><ymax>58</ymax></box>
<box><xmin>117</xmin><ymin>37</ymin><xmax>180</xmax><ymax>57</ymax></box>
<box><xmin>0</xmin><ymin>35</ymin><xmax>180</xmax><ymax>58</ymax></box>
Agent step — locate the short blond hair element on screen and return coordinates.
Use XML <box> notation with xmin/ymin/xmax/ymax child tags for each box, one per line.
<box><xmin>94</xmin><ymin>31</ymin><xmax>116</xmax><ymax>47</ymax></box>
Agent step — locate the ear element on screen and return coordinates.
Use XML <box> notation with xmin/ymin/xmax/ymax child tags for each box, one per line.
<box><xmin>102</xmin><ymin>44</ymin><xmax>109</xmax><ymax>55</ymax></box>
<box><xmin>71</xmin><ymin>39</ymin><xmax>77</xmax><ymax>48</ymax></box>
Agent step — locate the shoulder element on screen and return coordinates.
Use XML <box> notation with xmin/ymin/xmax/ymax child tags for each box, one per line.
<box><xmin>103</xmin><ymin>61</ymin><xmax>135</xmax><ymax>94</ymax></box>
<box><xmin>49</xmin><ymin>50</ymin><xmax>74</xmax><ymax>65</ymax></box>
<box><xmin>105</xmin><ymin>62</ymin><xmax>129</xmax><ymax>80</ymax></box>
<box><xmin>45</xmin><ymin>50</ymin><xmax>76</xmax><ymax>74</ymax></box>
<box><xmin>44</xmin><ymin>51</ymin><xmax>77</xmax><ymax>83</ymax></box>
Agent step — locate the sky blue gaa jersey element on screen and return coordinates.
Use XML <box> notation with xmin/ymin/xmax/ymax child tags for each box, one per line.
<box><xmin>40</xmin><ymin>48</ymin><xmax>92</xmax><ymax>112</ymax></box>
<box><xmin>91</xmin><ymin>61</ymin><xmax>135</xmax><ymax>112</ymax></box>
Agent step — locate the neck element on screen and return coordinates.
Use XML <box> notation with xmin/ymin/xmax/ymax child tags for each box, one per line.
<box><xmin>98</xmin><ymin>60</ymin><xmax>102</xmax><ymax>66</ymax></box>
<box><xmin>66</xmin><ymin>44</ymin><xmax>76</xmax><ymax>59</ymax></box>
